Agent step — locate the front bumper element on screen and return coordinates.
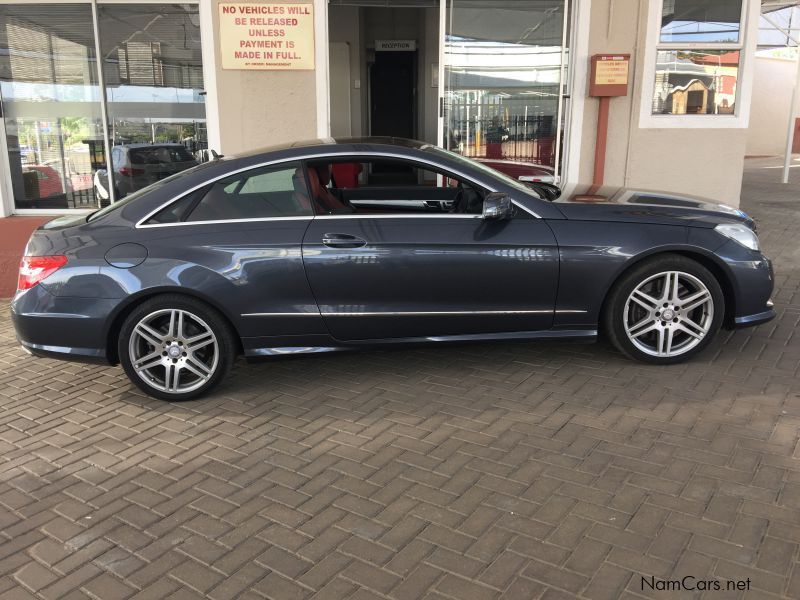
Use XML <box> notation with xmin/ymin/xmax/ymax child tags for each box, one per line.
<box><xmin>716</xmin><ymin>241</ymin><xmax>775</xmax><ymax>329</ymax></box>
<box><xmin>733</xmin><ymin>301</ymin><xmax>775</xmax><ymax>329</ymax></box>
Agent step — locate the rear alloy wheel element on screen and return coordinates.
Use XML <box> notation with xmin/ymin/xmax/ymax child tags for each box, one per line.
<box><xmin>605</xmin><ymin>256</ymin><xmax>724</xmax><ymax>364</ymax></box>
<box><xmin>119</xmin><ymin>295</ymin><xmax>235</xmax><ymax>400</ymax></box>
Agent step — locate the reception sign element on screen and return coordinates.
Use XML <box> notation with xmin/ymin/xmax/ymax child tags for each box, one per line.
<box><xmin>219</xmin><ymin>3</ymin><xmax>315</xmax><ymax>70</ymax></box>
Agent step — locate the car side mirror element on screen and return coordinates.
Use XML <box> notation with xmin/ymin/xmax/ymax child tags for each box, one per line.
<box><xmin>528</xmin><ymin>182</ymin><xmax>562</xmax><ymax>200</ymax></box>
<box><xmin>482</xmin><ymin>192</ymin><xmax>513</xmax><ymax>220</ymax></box>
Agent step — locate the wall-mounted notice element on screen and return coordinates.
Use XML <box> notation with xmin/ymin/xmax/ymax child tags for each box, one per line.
<box><xmin>219</xmin><ymin>3</ymin><xmax>315</xmax><ymax>70</ymax></box>
<box><xmin>589</xmin><ymin>54</ymin><xmax>630</xmax><ymax>97</ymax></box>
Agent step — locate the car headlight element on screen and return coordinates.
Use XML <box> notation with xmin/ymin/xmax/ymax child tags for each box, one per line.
<box><xmin>715</xmin><ymin>223</ymin><xmax>760</xmax><ymax>252</ymax></box>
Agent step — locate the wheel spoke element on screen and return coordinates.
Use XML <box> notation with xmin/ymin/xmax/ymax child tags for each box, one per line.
<box><xmin>661</xmin><ymin>327</ymin><xmax>675</xmax><ymax>356</ymax></box>
<box><xmin>662</xmin><ymin>272</ymin><xmax>680</xmax><ymax>304</ymax></box>
<box><xmin>631</xmin><ymin>289</ymin><xmax>660</xmax><ymax>312</ymax></box>
<box><xmin>134</xmin><ymin>353</ymin><xmax>163</xmax><ymax>373</ymax></box>
<box><xmin>164</xmin><ymin>364</ymin><xmax>181</xmax><ymax>392</ymax></box>
<box><xmin>167</xmin><ymin>310</ymin><xmax>178</xmax><ymax>338</ymax></box>
<box><xmin>186</xmin><ymin>331</ymin><xmax>214</xmax><ymax>352</ymax></box>
<box><xmin>182</xmin><ymin>360</ymin><xmax>208</xmax><ymax>380</ymax></box>
<box><xmin>176</xmin><ymin>310</ymin><xmax>185</xmax><ymax>339</ymax></box>
<box><xmin>135</xmin><ymin>323</ymin><xmax>164</xmax><ymax>348</ymax></box>
<box><xmin>680</xmin><ymin>289</ymin><xmax>711</xmax><ymax>313</ymax></box>
<box><xmin>677</xmin><ymin>319</ymin><xmax>706</xmax><ymax>340</ymax></box>
<box><xmin>186</xmin><ymin>355</ymin><xmax>212</xmax><ymax>377</ymax></box>
<box><xmin>628</xmin><ymin>319</ymin><xmax>658</xmax><ymax>339</ymax></box>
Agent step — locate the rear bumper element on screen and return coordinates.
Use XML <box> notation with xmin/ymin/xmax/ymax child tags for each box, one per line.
<box><xmin>20</xmin><ymin>340</ymin><xmax>110</xmax><ymax>364</ymax></box>
<box><xmin>11</xmin><ymin>285</ymin><xmax>117</xmax><ymax>365</ymax></box>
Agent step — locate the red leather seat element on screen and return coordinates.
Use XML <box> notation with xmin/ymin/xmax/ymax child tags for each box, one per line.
<box><xmin>308</xmin><ymin>165</ymin><xmax>350</xmax><ymax>213</ymax></box>
<box><xmin>331</xmin><ymin>162</ymin><xmax>362</xmax><ymax>188</ymax></box>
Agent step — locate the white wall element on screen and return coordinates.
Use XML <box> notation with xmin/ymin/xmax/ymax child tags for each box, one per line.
<box><xmin>201</xmin><ymin>0</ymin><xmax>324</xmax><ymax>155</ymax></box>
<box><xmin>746</xmin><ymin>55</ymin><xmax>799</xmax><ymax>156</ymax></box>
<box><xmin>574</xmin><ymin>0</ymin><xmax>757</xmax><ymax>206</ymax></box>
<box><xmin>328</xmin><ymin>6</ymin><xmax>362</xmax><ymax>137</ymax></box>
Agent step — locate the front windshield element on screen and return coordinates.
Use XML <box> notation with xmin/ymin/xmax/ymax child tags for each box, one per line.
<box><xmin>87</xmin><ymin>162</ymin><xmax>211</xmax><ymax>222</ymax></box>
<box><xmin>423</xmin><ymin>145</ymin><xmax>544</xmax><ymax>200</ymax></box>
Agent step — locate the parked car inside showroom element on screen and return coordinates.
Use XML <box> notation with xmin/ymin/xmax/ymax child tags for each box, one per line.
<box><xmin>94</xmin><ymin>143</ymin><xmax>198</xmax><ymax>201</ymax></box>
<box><xmin>476</xmin><ymin>158</ymin><xmax>556</xmax><ymax>185</ymax></box>
<box><xmin>12</xmin><ymin>138</ymin><xmax>774</xmax><ymax>400</ymax></box>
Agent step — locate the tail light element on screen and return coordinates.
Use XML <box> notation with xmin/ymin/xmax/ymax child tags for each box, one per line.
<box><xmin>119</xmin><ymin>167</ymin><xmax>144</xmax><ymax>177</ymax></box>
<box><xmin>18</xmin><ymin>255</ymin><xmax>68</xmax><ymax>291</ymax></box>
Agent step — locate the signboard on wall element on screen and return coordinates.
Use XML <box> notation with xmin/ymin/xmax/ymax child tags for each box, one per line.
<box><xmin>218</xmin><ymin>3</ymin><xmax>315</xmax><ymax>70</ymax></box>
<box><xmin>375</xmin><ymin>40</ymin><xmax>417</xmax><ymax>51</ymax></box>
<box><xmin>589</xmin><ymin>54</ymin><xmax>630</xmax><ymax>97</ymax></box>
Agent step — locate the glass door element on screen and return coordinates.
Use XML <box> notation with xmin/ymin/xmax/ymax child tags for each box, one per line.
<box><xmin>438</xmin><ymin>0</ymin><xmax>570</xmax><ymax>182</ymax></box>
<box><xmin>0</xmin><ymin>1</ymin><xmax>206</xmax><ymax>214</ymax></box>
<box><xmin>0</xmin><ymin>3</ymin><xmax>104</xmax><ymax>210</ymax></box>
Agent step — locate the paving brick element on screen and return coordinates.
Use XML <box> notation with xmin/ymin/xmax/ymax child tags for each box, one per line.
<box><xmin>0</xmin><ymin>161</ymin><xmax>798</xmax><ymax>599</ymax></box>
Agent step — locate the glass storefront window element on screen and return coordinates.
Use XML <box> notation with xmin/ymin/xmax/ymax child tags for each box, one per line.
<box><xmin>0</xmin><ymin>4</ymin><xmax>104</xmax><ymax>210</ymax></box>
<box><xmin>442</xmin><ymin>0</ymin><xmax>567</xmax><ymax>169</ymax></box>
<box><xmin>651</xmin><ymin>1</ymin><xmax>744</xmax><ymax>118</ymax></box>
<box><xmin>0</xmin><ymin>2</ymin><xmax>206</xmax><ymax>211</ymax></box>
<box><xmin>652</xmin><ymin>50</ymin><xmax>740</xmax><ymax>115</ymax></box>
<box><xmin>97</xmin><ymin>3</ymin><xmax>206</xmax><ymax>199</ymax></box>
<box><xmin>660</xmin><ymin>0</ymin><xmax>743</xmax><ymax>44</ymax></box>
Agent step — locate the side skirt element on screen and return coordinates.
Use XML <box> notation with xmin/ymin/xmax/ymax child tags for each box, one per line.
<box><xmin>243</xmin><ymin>329</ymin><xmax>598</xmax><ymax>361</ymax></box>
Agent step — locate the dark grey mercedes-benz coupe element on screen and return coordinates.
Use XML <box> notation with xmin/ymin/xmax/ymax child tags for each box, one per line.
<box><xmin>12</xmin><ymin>138</ymin><xmax>775</xmax><ymax>400</ymax></box>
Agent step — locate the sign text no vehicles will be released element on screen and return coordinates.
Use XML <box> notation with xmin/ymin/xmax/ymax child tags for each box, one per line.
<box><xmin>219</xmin><ymin>3</ymin><xmax>315</xmax><ymax>70</ymax></box>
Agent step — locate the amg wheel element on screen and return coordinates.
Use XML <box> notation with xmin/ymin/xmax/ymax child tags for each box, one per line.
<box><xmin>119</xmin><ymin>295</ymin><xmax>236</xmax><ymax>400</ymax></box>
<box><xmin>604</xmin><ymin>255</ymin><xmax>724</xmax><ymax>364</ymax></box>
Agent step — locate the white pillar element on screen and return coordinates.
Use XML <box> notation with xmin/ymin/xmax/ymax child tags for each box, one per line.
<box><xmin>314</xmin><ymin>0</ymin><xmax>330</xmax><ymax>139</ymax></box>
<box><xmin>199</xmin><ymin>0</ymin><xmax>222</xmax><ymax>154</ymax></box>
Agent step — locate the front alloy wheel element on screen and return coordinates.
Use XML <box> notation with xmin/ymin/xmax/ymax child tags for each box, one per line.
<box><xmin>624</xmin><ymin>271</ymin><xmax>713</xmax><ymax>358</ymax></box>
<box><xmin>119</xmin><ymin>295</ymin><xmax>234</xmax><ymax>400</ymax></box>
<box><xmin>605</xmin><ymin>255</ymin><xmax>724</xmax><ymax>364</ymax></box>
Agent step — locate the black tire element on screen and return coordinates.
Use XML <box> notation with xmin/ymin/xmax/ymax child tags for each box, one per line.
<box><xmin>118</xmin><ymin>294</ymin><xmax>236</xmax><ymax>401</ymax></box>
<box><xmin>603</xmin><ymin>254</ymin><xmax>725</xmax><ymax>364</ymax></box>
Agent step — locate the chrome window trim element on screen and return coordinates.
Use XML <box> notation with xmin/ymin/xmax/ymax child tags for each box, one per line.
<box><xmin>138</xmin><ymin>216</ymin><xmax>313</xmax><ymax>228</ymax></box>
<box><xmin>314</xmin><ymin>214</ymin><xmax>482</xmax><ymax>220</ymax></box>
<box><xmin>135</xmin><ymin>150</ymin><xmax>542</xmax><ymax>228</ymax></box>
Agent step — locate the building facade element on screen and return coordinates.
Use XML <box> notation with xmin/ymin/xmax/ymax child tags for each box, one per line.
<box><xmin>0</xmin><ymin>0</ymin><xmax>761</xmax><ymax>218</ymax></box>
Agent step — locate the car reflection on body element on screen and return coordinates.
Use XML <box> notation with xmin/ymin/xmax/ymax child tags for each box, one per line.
<box><xmin>12</xmin><ymin>138</ymin><xmax>775</xmax><ymax>400</ymax></box>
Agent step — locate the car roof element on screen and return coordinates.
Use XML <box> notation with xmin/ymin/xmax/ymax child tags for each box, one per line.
<box><xmin>230</xmin><ymin>137</ymin><xmax>429</xmax><ymax>160</ymax></box>
<box><xmin>119</xmin><ymin>143</ymin><xmax>188</xmax><ymax>149</ymax></box>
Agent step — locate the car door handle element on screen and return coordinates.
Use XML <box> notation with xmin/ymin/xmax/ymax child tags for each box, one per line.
<box><xmin>322</xmin><ymin>233</ymin><xmax>367</xmax><ymax>248</ymax></box>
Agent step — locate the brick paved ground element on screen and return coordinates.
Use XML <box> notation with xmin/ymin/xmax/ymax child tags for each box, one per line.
<box><xmin>1</xmin><ymin>159</ymin><xmax>799</xmax><ymax>599</ymax></box>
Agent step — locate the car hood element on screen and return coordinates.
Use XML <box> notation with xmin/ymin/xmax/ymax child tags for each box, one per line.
<box><xmin>552</xmin><ymin>184</ymin><xmax>755</xmax><ymax>229</ymax></box>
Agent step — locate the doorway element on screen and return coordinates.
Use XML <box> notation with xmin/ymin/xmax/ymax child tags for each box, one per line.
<box><xmin>326</xmin><ymin>1</ymin><xmax>572</xmax><ymax>182</ymax></box>
<box><xmin>370</xmin><ymin>50</ymin><xmax>416</xmax><ymax>139</ymax></box>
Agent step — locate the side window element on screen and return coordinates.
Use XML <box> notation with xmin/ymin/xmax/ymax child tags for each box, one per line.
<box><xmin>186</xmin><ymin>162</ymin><xmax>310</xmax><ymax>222</ymax></box>
<box><xmin>307</xmin><ymin>158</ymin><xmax>488</xmax><ymax>216</ymax></box>
<box><xmin>144</xmin><ymin>188</ymin><xmax>205</xmax><ymax>224</ymax></box>
<box><xmin>144</xmin><ymin>161</ymin><xmax>310</xmax><ymax>224</ymax></box>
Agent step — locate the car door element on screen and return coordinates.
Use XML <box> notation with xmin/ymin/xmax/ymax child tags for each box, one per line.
<box><xmin>137</xmin><ymin>160</ymin><xmax>326</xmax><ymax>343</ymax></box>
<box><xmin>301</xmin><ymin>157</ymin><xmax>560</xmax><ymax>341</ymax></box>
